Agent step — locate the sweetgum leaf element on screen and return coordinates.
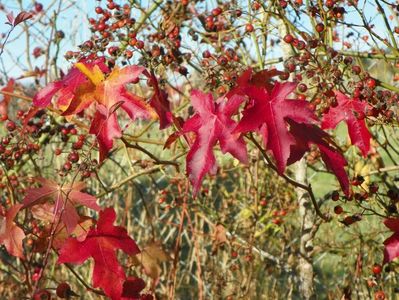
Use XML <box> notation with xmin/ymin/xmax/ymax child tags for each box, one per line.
<box><xmin>0</xmin><ymin>204</ymin><xmax>25</xmax><ymax>259</ymax></box>
<box><xmin>22</xmin><ymin>178</ymin><xmax>100</xmax><ymax>234</ymax></box>
<box><xmin>33</xmin><ymin>57</ymin><xmax>109</xmax><ymax>108</ymax></box>
<box><xmin>131</xmin><ymin>241</ymin><xmax>170</xmax><ymax>281</ymax></box>
<box><xmin>287</xmin><ymin>120</ymin><xmax>350</xmax><ymax>196</ymax></box>
<box><xmin>183</xmin><ymin>90</ymin><xmax>248</xmax><ymax>194</ymax></box>
<box><xmin>234</xmin><ymin>80</ymin><xmax>316</xmax><ymax>173</ymax></box>
<box><xmin>58</xmin><ymin>208</ymin><xmax>141</xmax><ymax>300</ymax></box>
<box><xmin>33</xmin><ymin>58</ymin><xmax>156</xmax><ymax>160</ymax></box>
<box><xmin>321</xmin><ymin>91</ymin><xmax>371</xmax><ymax>156</ymax></box>
<box><xmin>89</xmin><ymin>108</ymin><xmax>123</xmax><ymax>162</ymax></box>
<box><xmin>32</xmin><ymin>215</ymin><xmax>93</xmax><ymax>252</ymax></box>
<box><xmin>145</xmin><ymin>71</ymin><xmax>172</xmax><ymax>129</ymax></box>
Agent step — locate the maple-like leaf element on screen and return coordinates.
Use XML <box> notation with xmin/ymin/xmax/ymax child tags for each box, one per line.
<box><xmin>61</xmin><ymin>63</ymin><xmax>153</xmax><ymax>118</ymax></box>
<box><xmin>321</xmin><ymin>91</ymin><xmax>371</xmax><ymax>156</ymax></box>
<box><xmin>58</xmin><ymin>208</ymin><xmax>141</xmax><ymax>300</ymax></box>
<box><xmin>0</xmin><ymin>204</ymin><xmax>25</xmax><ymax>259</ymax></box>
<box><xmin>234</xmin><ymin>80</ymin><xmax>316</xmax><ymax>173</ymax></box>
<box><xmin>33</xmin><ymin>58</ymin><xmax>156</xmax><ymax>160</ymax></box>
<box><xmin>0</xmin><ymin>78</ymin><xmax>15</xmax><ymax>117</ymax></box>
<box><xmin>33</xmin><ymin>58</ymin><xmax>109</xmax><ymax>109</ymax></box>
<box><xmin>183</xmin><ymin>90</ymin><xmax>248</xmax><ymax>194</ymax></box>
<box><xmin>383</xmin><ymin>218</ymin><xmax>399</xmax><ymax>264</ymax></box>
<box><xmin>131</xmin><ymin>241</ymin><xmax>170</xmax><ymax>282</ymax></box>
<box><xmin>287</xmin><ymin>120</ymin><xmax>350</xmax><ymax>196</ymax></box>
<box><xmin>233</xmin><ymin>68</ymin><xmax>285</xmax><ymax>93</ymax></box>
<box><xmin>22</xmin><ymin>178</ymin><xmax>100</xmax><ymax>234</ymax></box>
<box><xmin>31</xmin><ymin>210</ymin><xmax>93</xmax><ymax>252</ymax></box>
<box><xmin>145</xmin><ymin>71</ymin><xmax>172</xmax><ymax>129</ymax></box>
<box><xmin>89</xmin><ymin>108</ymin><xmax>123</xmax><ymax>162</ymax></box>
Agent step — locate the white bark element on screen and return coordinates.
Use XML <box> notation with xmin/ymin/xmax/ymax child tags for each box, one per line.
<box><xmin>296</xmin><ymin>158</ymin><xmax>316</xmax><ymax>300</ymax></box>
<box><xmin>278</xmin><ymin>19</ymin><xmax>317</xmax><ymax>299</ymax></box>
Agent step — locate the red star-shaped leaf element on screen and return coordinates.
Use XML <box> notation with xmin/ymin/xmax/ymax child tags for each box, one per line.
<box><xmin>183</xmin><ymin>90</ymin><xmax>248</xmax><ymax>194</ymax></box>
<box><xmin>234</xmin><ymin>81</ymin><xmax>316</xmax><ymax>173</ymax></box>
<box><xmin>321</xmin><ymin>91</ymin><xmax>371</xmax><ymax>156</ymax></box>
<box><xmin>145</xmin><ymin>71</ymin><xmax>172</xmax><ymax>129</ymax></box>
<box><xmin>33</xmin><ymin>58</ymin><xmax>156</xmax><ymax>160</ymax></box>
<box><xmin>0</xmin><ymin>204</ymin><xmax>25</xmax><ymax>259</ymax></box>
<box><xmin>287</xmin><ymin>120</ymin><xmax>350</xmax><ymax>196</ymax></box>
<box><xmin>22</xmin><ymin>178</ymin><xmax>100</xmax><ymax>234</ymax></box>
<box><xmin>33</xmin><ymin>58</ymin><xmax>109</xmax><ymax>109</ymax></box>
<box><xmin>58</xmin><ymin>208</ymin><xmax>141</xmax><ymax>300</ymax></box>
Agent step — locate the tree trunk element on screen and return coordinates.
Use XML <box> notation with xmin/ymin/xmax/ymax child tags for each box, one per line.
<box><xmin>296</xmin><ymin>158</ymin><xmax>316</xmax><ymax>300</ymax></box>
<box><xmin>278</xmin><ymin>19</ymin><xmax>317</xmax><ymax>299</ymax></box>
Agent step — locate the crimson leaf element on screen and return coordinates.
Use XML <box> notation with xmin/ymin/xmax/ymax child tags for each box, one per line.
<box><xmin>321</xmin><ymin>91</ymin><xmax>371</xmax><ymax>156</ymax></box>
<box><xmin>22</xmin><ymin>178</ymin><xmax>100</xmax><ymax>234</ymax></box>
<box><xmin>234</xmin><ymin>80</ymin><xmax>316</xmax><ymax>173</ymax></box>
<box><xmin>0</xmin><ymin>204</ymin><xmax>25</xmax><ymax>259</ymax></box>
<box><xmin>287</xmin><ymin>120</ymin><xmax>350</xmax><ymax>196</ymax></box>
<box><xmin>183</xmin><ymin>90</ymin><xmax>248</xmax><ymax>194</ymax></box>
<box><xmin>58</xmin><ymin>208</ymin><xmax>141</xmax><ymax>300</ymax></box>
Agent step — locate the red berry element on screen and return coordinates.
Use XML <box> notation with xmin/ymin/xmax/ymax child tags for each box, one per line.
<box><xmin>95</xmin><ymin>6</ymin><xmax>103</xmax><ymax>14</ymax></box>
<box><xmin>279</xmin><ymin>0</ymin><xmax>288</xmax><ymax>8</ymax></box>
<box><xmin>334</xmin><ymin>205</ymin><xmax>343</xmax><ymax>214</ymax></box>
<box><xmin>34</xmin><ymin>2</ymin><xmax>43</xmax><ymax>13</ymax></box>
<box><xmin>69</xmin><ymin>128</ymin><xmax>77</xmax><ymax>135</ymax></box>
<box><xmin>217</xmin><ymin>56</ymin><xmax>228</xmax><ymax>66</ymax></box>
<box><xmin>283</xmin><ymin>34</ymin><xmax>294</xmax><ymax>44</ymax></box>
<box><xmin>325</xmin><ymin>0</ymin><xmax>335</xmax><ymax>8</ymax></box>
<box><xmin>202</xmin><ymin>50</ymin><xmax>211</xmax><ymax>58</ymax></box>
<box><xmin>107</xmin><ymin>2</ymin><xmax>117</xmax><ymax>9</ymax></box>
<box><xmin>272</xmin><ymin>217</ymin><xmax>283</xmax><ymax>225</ymax></box>
<box><xmin>63</xmin><ymin>162</ymin><xmax>72</xmax><ymax>171</ymax></box>
<box><xmin>252</xmin><ymin>1</ymin><xmax>261</xmax><ymax>10</ymax></box>
<box><xmin>369</xmin><ymin>183</ymin><xmax>379</xmax><ymax>194</ymax></box>
<box><xmin>56</xmin><ymin>282</ymin><xmax>73</xmax><ymax>298</ymax></box>
<box><xmin>33</xmin><ymin>47</ymin><xmax>43</xmax><ymax>58</ymax></box>
<box><xmin>297</xmin><ymin>83</ymin><xmax>308</xmax><ymax>93</ymax></box>
<box><xmin>6</xmin><ymin>121</ymin><xmax>16</xmax><ymax>131</ymax></box>
<box><xmin>73</xmin><ymin>140</ymin><xmax>84</xmax><ymax>150</ymax></box>
<box><xmin>372</xmin><ymin>264</ymin><xmax>382</xmax><ymax>275</ymax></box>
<box><xmin>315</xmin><ymin>23</ymin><xmax>325</xmax><ymax>33</ymax></box>
<box><xmin>297</xmin><ymin>94</ymin><xmax>306</xmax><ymax>101</ymax></box>
<box><xmin>352</xmin><ymin>65</ymin><xmax>361</xmax><ymax>74</ymax></box>
<box><xmin>296</xmin><ymin>40</ymin><xmax>306</xmax><ymax>50</ymax></box>
<box><xmin>331</xmin><ymin>191</ymin><xmax>340</xmax><ymax>201</ymax></box>
<box><xmin>374</xmin><ymin>291</ymin><xmax>385</xmax><ymax>300</ymax></box>
<box><xmin>136</xmin><ymin>40</ymin><xmax>144</xmax><ymax>49</ymax></box>
<box><xmin>212</xmin><ymin>7</ymin><xmax>222</xmax><ymax>16</ymax></box>
<box><xmin>366</xmin><ymin>78</ymin><xmax>377</xmax><ymax>89</ymax></box>
<box><xmin>245</xmin><ymin>24</ymin><xmax>254</xmax><ymax>33</ymax></box>
<box><xmin>68</xmin><ymin>151</ymin><xmax>79</xmax><ymax>163</ymax></box>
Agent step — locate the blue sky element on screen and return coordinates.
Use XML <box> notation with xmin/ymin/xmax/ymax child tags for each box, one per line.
<box><xmin>0</xmin><ymin>0</ymin><xmax>394</xmax><ymax>83</ymax></box>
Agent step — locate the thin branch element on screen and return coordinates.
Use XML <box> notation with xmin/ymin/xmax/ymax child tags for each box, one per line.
<box><xmin>248</xmin><ymin>134</ymin><xmax>331</xmax><ymax>222</ymax></box>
